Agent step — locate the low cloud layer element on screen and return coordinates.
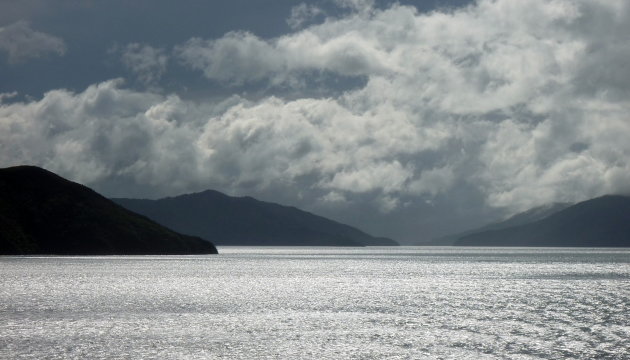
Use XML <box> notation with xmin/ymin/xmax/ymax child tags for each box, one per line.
<box><xmin>0</xmin><ymin>21</ymin><xmax>66</xmax><ymax>63</ymax></box>
<box><xmin>2</xmin><ymin>0</ymin><xmax>630</xmax><ymax>241</ymax></box>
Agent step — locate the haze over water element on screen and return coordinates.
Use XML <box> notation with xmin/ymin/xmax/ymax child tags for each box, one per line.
<box><xmin>1</xmin><ymin>247</ymin><xmax>628</xmax><ymax>359</ymax></box>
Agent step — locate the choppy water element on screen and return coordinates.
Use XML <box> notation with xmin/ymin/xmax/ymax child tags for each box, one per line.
<box><xmin>1</xmin><ymin>247</ymin><xmax>629</xmax><ymax>359</ymax></box>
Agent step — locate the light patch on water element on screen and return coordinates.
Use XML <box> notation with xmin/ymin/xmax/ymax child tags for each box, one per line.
<box><xmin>1</xmin><ymin>247</ymin><xmax>629</xmax><ymax>359</ymax></box>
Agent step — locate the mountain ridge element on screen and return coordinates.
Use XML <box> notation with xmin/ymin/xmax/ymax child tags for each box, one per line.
<box><xmin>422</xmin><ymin>202</ymin><xmax>572</xmax><ymax>246</ymax></box>
<box><xmin>455</xmin><ymin>195</ymin><xmax>630</xmax><ymax>247</ymax></box>
<box><xmin>114</xmin><ymin>190</ymin><xmax>397</xmax><ymax>247</ymax></box>
<box><xmin>0</xmin><ymin>165</ymin><xmax>218</xmax><ymax>255</ymax></box>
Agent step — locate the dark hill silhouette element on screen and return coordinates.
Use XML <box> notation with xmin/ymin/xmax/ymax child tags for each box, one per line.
<box><xmin>0</xmin><ymin>166</ymin><xmax>217</xmax><ymax>255</ymax></box>
<box><xmin>421</xmin><ymin>202</ymin><xmax>571</xmax><ymax>245</ymax></box>
<box><xmin>455</xmin><ymin>195</ymin><xmax>630</xmax><ymax>247</ymax></box>
<box><xmin>114</xmin><ymin>190</ymin><xmax>397</xmax><ymax>246</ymax></box>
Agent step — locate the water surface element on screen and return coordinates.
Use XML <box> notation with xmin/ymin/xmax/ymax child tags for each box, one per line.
<box><xmin>1</xmin><ymin>247</ymin><xmax>629</xmax><ymax>359</ymax></box>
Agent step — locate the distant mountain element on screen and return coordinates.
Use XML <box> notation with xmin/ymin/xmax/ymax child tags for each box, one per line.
<box><xmin>455</xmin><ymin>195</ymin><xmax>630</xmax><ymax>247</ymax></box>
<box><xmin>422</xmin><ymin>202</ymin><xmax>572</xmax><ymax>245</ymax></box>
<box><xmin>0</xmin><ymin>166</ymin><xmax>217</xmax><ymax>255</ymax></box>
<box><xmin>114</xmin><ymin>190</ymin><xmax>397</xmax><ymax>246</ymax></box>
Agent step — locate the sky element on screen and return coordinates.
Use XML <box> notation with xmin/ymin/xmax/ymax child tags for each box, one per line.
<box><xmin>2</xmin><ymin>0</ymin><xmax>630</xmax><ymax>243</ymax></box>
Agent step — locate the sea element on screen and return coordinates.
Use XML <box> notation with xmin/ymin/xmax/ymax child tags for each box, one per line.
<box><xmin>1</xmin><ymin>247</ymin><xmax>628</xmax><ymax>359</ymax></box>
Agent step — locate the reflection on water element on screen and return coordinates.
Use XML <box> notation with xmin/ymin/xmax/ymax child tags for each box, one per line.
<box><xmin>1</xmin><ymin>247</ymin><xmax>629</xmax><ymax>359</ymax></box>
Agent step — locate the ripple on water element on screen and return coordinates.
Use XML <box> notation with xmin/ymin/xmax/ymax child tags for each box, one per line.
<box><xmin>0</xmin><ymin>247</ymin><xmax>629</xmax><ymax>359</ymax></box>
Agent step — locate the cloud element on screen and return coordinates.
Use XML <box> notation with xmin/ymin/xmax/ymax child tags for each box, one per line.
<box><xmin>175</xmin><ymin>12</ymin><xmax>395</xmax><ymax>86</ymax></box>
<box><xmin>115</xmin><ymin>43</ymin><xmax>169</xmax><ymax>86</ymax></box>
<box><xmin>0</xmin><ymin>78</ymin><xmax>440</xmax><ymax>202</ymax></box>
<box><xmin>287</xmin><ymin>3</ymin><xmax>325</xmax><ymax>30</ymax></box>
<box><xmin>176</xmin><ymin>32</ymin><xmax>284</xmax><ymax>85</ymax></box>
<box><xmin>176</xmin><ymin>0</ymin><xmax>630</xmax><ymax>210</ymax></box>
<box><xmin>3</xmin><ymin>0</ymin><xmax>630</xmax><ymax>241</ymax></box>
<box><xmin>0</xmin><ymin>21</ymin><xmax>66</xmax><ymax>63</ymax></box>
<box><xmin>332</xmin><ymin>0</ymin><xmax>375</xmax><ymax>13</ymax></box>
<box><xmin>0</xmin><ymin>91</ymin><xmax>18</xmax><ymax>102</ymax></box>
